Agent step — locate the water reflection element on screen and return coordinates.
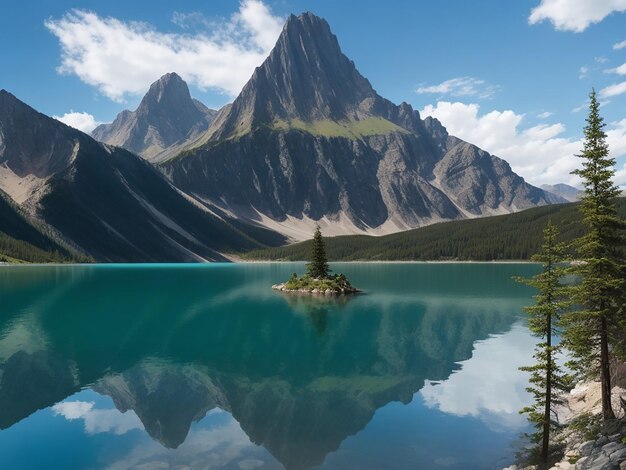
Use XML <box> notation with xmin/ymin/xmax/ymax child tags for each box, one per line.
<box><xmin>0</xmin><ymin>263</ymin><xmax>539</xmax><ymax>469</ymax></box>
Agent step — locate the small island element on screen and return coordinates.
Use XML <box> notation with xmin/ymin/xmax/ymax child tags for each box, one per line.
<box><xmin>272</xmin><ymin>226</ymin><xmax>361</xmax><ymax>295</ymax></box>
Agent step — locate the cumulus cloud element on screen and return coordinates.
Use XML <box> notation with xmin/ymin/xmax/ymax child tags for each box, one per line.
<box><xmin>529</xmin><ymin>0</ymin><xmax>626</xmax><ymax>32</ymax></box>
<box><xmin>538</xmin><ymin>111</ymin><xmax>554</xmax><ymax>118</ymax></box>
<box><xmin>52</xmin><ymin>400</ymin><xmax>144</xmax><ymax>435</ymax></box>
<box><xmin>45</xmin><ymin>1</ymin><xmax>284</xmax><ymax>102</ymax></box>
<box><xmin>53</xmin><ymin>111</ymin><xmax>102</xmax><ymax>133</ymax></box>
<box><xmin>416</xmin><ymin>77</ymin><xmax>498</xmax><ymax>99</ymax></box>
<box><xmin>421</xmin><ymin>101</ymin><xmax>626</xmax><ymax>186</ymax></box>
<box><xmin>421</xmin><ymin>325</ymin><xmax>535</xmax><ymax>431</ymax></box>
<box><xmin>600</xmin><ymin>81</ymin><xmax>626</xmax><ymax>97</ymax></box>
<box><xmin>614</xmin><ymin>40</ymin><xmax>626</xmax><ymax>50</ymax></box>
<box><xmin>579</xmin><ymin>66</ymin><xmax>589</xmax><ymax>79</ymax></box>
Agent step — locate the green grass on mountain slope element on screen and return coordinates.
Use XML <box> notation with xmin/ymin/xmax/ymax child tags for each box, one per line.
<box><xmin>269</xmin><ymin>117</ymin><xmax>408</xmax><ymax>139</ymax></box>
<box><xmin>242</xmin><ymin>198</ymin><xmax>626</xmax><ymax>262</ymax></box>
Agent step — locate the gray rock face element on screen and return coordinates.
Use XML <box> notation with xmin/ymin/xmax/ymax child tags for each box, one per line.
<box><xmin>162</xmin><ymin>13</ymin><xmax>565</xmax><ymax>236</ymax></box>
<box><xmin>92</xmin><ymin>73</ymin><xmax>217</xmax><ymax>162</ymax></box>
<box><xmin>0</xmin><ymin>90</ymin><xmax>285</xmax><ymax>261</ymax></box>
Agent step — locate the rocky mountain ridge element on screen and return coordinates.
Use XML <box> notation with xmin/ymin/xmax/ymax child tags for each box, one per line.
<box><xmin>92</xmin><ymin>72</ymin><xmax>217</xmax><ymax>163</ymax></box>
<box><xmin>0</xmin><ymin>89</ymin><xmax>284</xmax><ymax>261</ymax></box>
<box><xmin>160</xmin><ymin>12</ymin><xmax>565</xmax><ymax>240</ymax></box>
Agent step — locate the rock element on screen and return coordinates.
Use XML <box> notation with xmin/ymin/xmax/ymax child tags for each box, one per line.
<box><xmin>609</xmin><ymin>434</ymin><xmax>621</xmax><ymax>442</ymax></box>
<box><xmin>580</xmin><ymin>440</ymin><xmax>595</xmax><ymax>457</ymax></box>
<box><xmin>576</xmin><ymin>456</ymin><xmax>589</xmax><ymax>467</ymax></box>
<box><xmin>553</xmin><ymin>461</ymin><xmax>573</xmax><ymax>469</ymax></box>
<box><xmin>620</xmin><ymin>460</ymin><xmax>626</xmax><ymax>469</ymax></box>
<box><xmin>603</xmin><ymin>442</ymin><xmax>622</xmax><ymax>455</ymax></box>
<box><xmin>584</xmin><ymin>454</ymin><xmax>611</xmax><ymax>469</ymax></box>
<box><xmin>597</xmin><ymin>436</ymin><xmax>609</xmax><ymax>446</ymax></box>
<box><xmin>610</xmin><ymin>447</ymin><xmax>626</xmax><ymax>463</ymax></box>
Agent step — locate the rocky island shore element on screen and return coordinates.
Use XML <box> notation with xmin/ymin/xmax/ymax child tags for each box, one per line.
<box><xmin>272</xmin><ymin>273</ymin><xmax>361</xmax><ymax>295</ymax></box>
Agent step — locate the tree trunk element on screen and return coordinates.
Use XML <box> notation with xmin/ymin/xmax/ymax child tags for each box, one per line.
<box><xmin>600</xmin><ymin>314</ymin><xmax>616</xmax><ymax>421</ymax></box>
<box><xmin>542</xmin><ymin>316</ymin><xmax>552</xmax><ymax>464</ymax></box>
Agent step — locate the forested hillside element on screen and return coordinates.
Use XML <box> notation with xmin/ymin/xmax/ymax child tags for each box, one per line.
<box><xmin>242</xmin><ymin>198</ymin><xmax>626</xmax><ymax>261</ymax></box>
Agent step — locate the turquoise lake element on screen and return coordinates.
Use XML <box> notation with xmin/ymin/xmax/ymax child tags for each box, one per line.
<box><xmin>0</xmin><ymin>263</ymin><xmax>542</xmax><ymax>469</ymax></box>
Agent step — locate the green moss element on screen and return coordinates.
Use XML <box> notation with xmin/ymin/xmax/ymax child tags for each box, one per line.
<box><xmin>270</xmin><ymin>117</ymin><xmax>408</xmax><ymax>139</ymax></box>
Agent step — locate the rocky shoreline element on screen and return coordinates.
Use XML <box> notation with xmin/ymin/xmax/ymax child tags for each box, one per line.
<box><xmin>271</xmin><ymin>282</ymin><xmax>361</xmax><ymax>295</ymax></box>
<box><xmin>504</xmin><ymin>382</ymin><xmax>626</xmax><ymax>470</ymax></box>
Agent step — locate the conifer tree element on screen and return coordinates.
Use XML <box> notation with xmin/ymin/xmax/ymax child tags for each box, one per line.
<box><xmin>306</xmin><ymin>225</ymin><xmax>330</xmax><ymax>279</ymax></box>
<box><xmin>564</xmin><ymin>89</ymin><xmax>625</xmax><ymax>421</ymax></box>
<box><xmin>517</xmin><ymin>221</ymin><xmax>571</xmax><ymax>465</ymax></box>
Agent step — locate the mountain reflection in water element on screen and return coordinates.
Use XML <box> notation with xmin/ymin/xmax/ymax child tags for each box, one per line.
<box><xmin>0</xmin><ymin>263</ymin><xmax>538</xmax><ymax>469</ymax></box>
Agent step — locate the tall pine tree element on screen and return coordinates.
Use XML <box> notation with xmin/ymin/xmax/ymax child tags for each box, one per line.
<box><xmin>517</xmin><ymin>221</ymin><xmax>571</xmax><ymax>465</ymax></box>
<box><xmin>306</xmin><ymin>225</ymin><xmax>330</xmax><ymax>279</ymax></box>
<box><xmin>564</xmin><ymin>89</ymin><xmax>625</xmax><ymax>421</ymax></box>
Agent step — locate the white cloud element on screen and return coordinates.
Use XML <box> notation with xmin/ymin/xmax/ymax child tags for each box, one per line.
<box><xmin>606</xmin><ymin>62</ymin><xmax>626</xmax><ymax>75</ymax></box>
<box><xmin>52</xmin><ymin>400</ymin><xmax>144</xmax><ymax>435</ymax></box>
<box><xmin>600</xmin><ymin>81</ymin><xmax>626</xmax><ymax>97</ymax></box>
<box><xmin>45</xmin><ymin>1</ymin><xmax>284</xmax><ymax>102</ymax></box>
<box><xmin>416</xmin><ymin>77</ymin><xmax>498</xmax><ymax>99</ymax></box>
<box><xmin>614</xmin><ymin>39</ymin><xmax>626</xmax><ymax>49</ymax></box>
<box><xmin>53</xmin><ymin>111</ymin><xmax>102</xmax><ymax>133</ymax></box>
<box><xmin>421</xmin><ymin>101</ymin><xmax>626</xmax><ymax>186</ymax></box>
<box><xmin>538</xmin><ymin>111</ymin><xmax>554</xmax><ymax>118</ymax></box>
<box><xmin>579</xmin><ymin>65</ymin><xmax>589</xmax><ymax>79</ymax></box>
<box><xmin>529</xmin><ymin>0</ymin><xmax>626</xmax><ymax>32</ymax></box>
<box><xmin>421</xmin><ymin>325</ymin><xmax>535</xmax><ymax>432</ymax></box>
<box><xmin>595</xmin><ymin>56</ymin><xmax>609</xmax><ymax>64</ymax></box>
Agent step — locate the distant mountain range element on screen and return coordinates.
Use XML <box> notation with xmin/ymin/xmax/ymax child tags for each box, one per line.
<box><xmin>540</xmin><ymin>183</ymin><xmax>582</xmax><ymax>202</ymax></box>
<box><xmin>1</xmin><ymin>12</ymin><xmax>568</xmax><ymax>262</ymax></box>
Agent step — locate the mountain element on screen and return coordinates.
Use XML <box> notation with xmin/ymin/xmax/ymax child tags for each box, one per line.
<box><xmin>161</xmin><ymin>12</ymin><xmax>564</xmax><ymax>240</ymax></box>
<box><xmin>0</xmin><ymin>189</ymin><xmax>79</xmax><ymax>262</ymax></box>
<box><xmin>541</xmin><ymin>183</ymin><xmax>582</xmax><ymax>202</ymax></box>
<box><xmin>92</xmin><ymin>73</ymin><xmax>217</xmax><ymax>163</ymax></box>
<box><xmin>242</xmin><ymin>198</ymin><xmax>626</xmax><ymax>262</ymax></box>
<box><xmin>0</xmin><ymin>90</ymin><xmax>285</xmax><ymax>262</ymax></box>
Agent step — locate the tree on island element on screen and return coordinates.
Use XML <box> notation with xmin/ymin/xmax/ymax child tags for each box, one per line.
<box><xmin>306</xmin><ymin>225</ymin><xmax>330</xmax><ymax>279</ymax></box>
<box><xmin>273</xmin><ymin>226</ymin><xmax>359</xmax><ymax>294</ymax></box>
<box><xmin>563</xmin><ymin>89</ymin><xmax>625</xmax><ymax>422</ymax></box>
<box><xmin>516</xmin><ymin>221</ymin><xmax>571</xmax><ymax>465</ymax></box>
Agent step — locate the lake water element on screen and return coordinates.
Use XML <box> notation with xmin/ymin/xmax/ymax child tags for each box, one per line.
<box><xmin>0</xmin><ymin>263</ymin><xmax>541</xmax><ymax>470</ymax></box>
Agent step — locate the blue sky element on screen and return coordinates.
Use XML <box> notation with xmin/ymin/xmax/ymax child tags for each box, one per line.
<box><xmin>1</xmin><ymin>0</ymin><xmax>625</xmax><ymax>186</ymax></box>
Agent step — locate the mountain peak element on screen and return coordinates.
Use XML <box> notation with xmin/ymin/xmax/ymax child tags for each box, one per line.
<box><xmin>92</xmin><ymin>73</ymin><xmax>217</xmax><ymax>161</ymax></box>
<box><xmin>138</xmin><ymin>72</ymin><xmax>193</xmax><ymax>114</ymax></box>
<box><xmin>204</xmin><ymin>11</ymin><xmax>383</xmax><ymax>140</ymax></box>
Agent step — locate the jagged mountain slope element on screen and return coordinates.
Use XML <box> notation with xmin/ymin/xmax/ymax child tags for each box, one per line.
<box><xmin>92</xmin><ymin>73</ymin><xmax>217</xmax><ymax>163</ymax></box>
<box><xmin>0</xmin><ymin>189</ymin><xmax>79</xmax><ymax>262</ymax></box>
<box><xmin>161</xmin><ymin>13</ymin><xmax>564</xmax><ymax>240</ymax></box>
<box><xmin>0</xmin><ymin>90</ymin><xmax>285</xmax><ymax>262</ymax></box>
